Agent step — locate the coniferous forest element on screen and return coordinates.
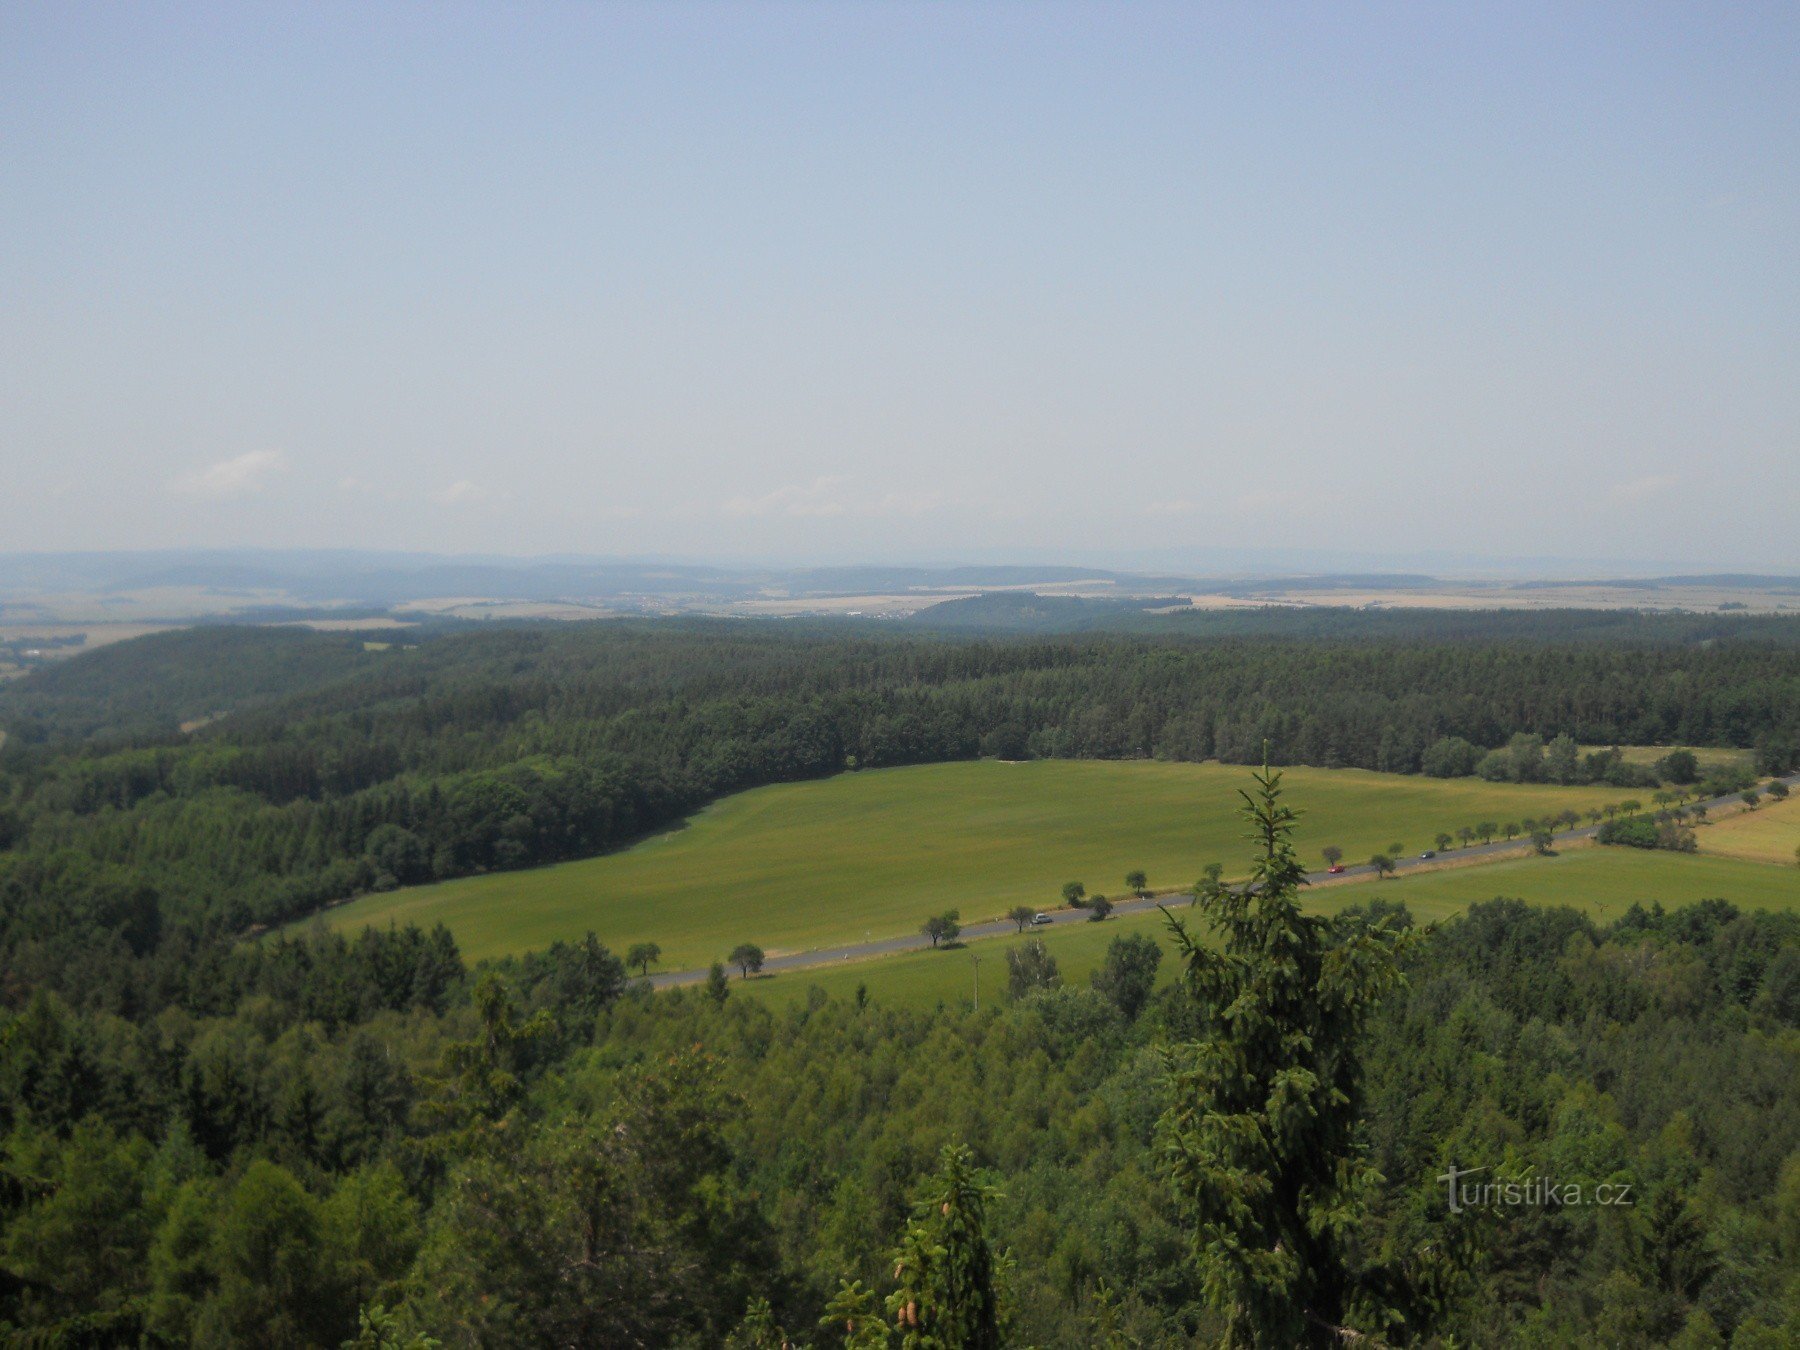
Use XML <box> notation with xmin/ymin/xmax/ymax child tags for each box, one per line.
<box><xmin>2</xmin><ymin>613</ymin><xmax>1800</xmax><ymax>1345</ymax></box>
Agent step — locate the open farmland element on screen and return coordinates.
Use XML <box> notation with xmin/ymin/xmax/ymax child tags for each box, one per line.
<box><xmin>738</xmin><ymin>841</ymin><xmax>1800</xmax><ymax>1011</ymax></box>
<box><xmin>1309</xmin><ymin>843</ymin><xmax>1799</xmax><ymax>923</ymax></box>
<box><xmin>1699</xmin><ymin>793</ymin><xmax>1800</xmax><ymax>866</ymax></box>
<box><xmin>320</xmin><ymin>759</ymin><xmax>1645</xmax><ymax>967</ymax></box>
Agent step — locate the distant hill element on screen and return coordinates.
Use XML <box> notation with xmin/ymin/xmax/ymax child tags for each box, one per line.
<box><xmin>906</xmin><ymin>592</ymin><xmax>1191</xmax><ymax>632</ymax></box>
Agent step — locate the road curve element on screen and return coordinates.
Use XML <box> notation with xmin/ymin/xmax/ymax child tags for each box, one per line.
<box><xmin>648</xmin><ymin>771</ymin><xmax>1800</xmax><ymax>990</ymax></box>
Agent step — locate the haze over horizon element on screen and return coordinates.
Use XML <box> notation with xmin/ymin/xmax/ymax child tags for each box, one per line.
<box><xmin>4</xmin><ymin>4</ymin><xmax>1797</xmax><ymax>568</ymax></box>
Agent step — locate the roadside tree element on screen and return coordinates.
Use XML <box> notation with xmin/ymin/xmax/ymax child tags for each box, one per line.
<box><xmin>923</xmin><ymin>912</ymin><xmax>962</xmax><ymax>947</ymax></box>
<box><xmin>728</xmin><ymin>944</ymin><xmax>765</xmax><ymax>979</ymax></box>
<box><xmin>626</xmin><ymin>942</ymin><xmax>662</xmax><ymax>978</ymax></box>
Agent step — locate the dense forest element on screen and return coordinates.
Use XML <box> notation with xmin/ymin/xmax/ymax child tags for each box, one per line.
<box><xmin>4</xmin><ymin>801</ymin><xmax>1799</xmax><ymax>1344</ymax></box>
<box><xmin>1</xmin><ymin>614</ymin><xmax>1796</xmax><ymax>964</ymax></box>
<box><xmin>2</xmin><ymin>616</ymin><xmax>1799</xmax><ymax>1343</ymax></box>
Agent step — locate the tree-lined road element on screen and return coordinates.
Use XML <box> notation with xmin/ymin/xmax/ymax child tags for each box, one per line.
<box><xmin>649</xmin><ymin>772</ymin><xmax>1799</xmax><ymax>989</ymax></box>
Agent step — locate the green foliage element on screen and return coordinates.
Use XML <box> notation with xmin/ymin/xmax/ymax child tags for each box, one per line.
<box><xmin>418</xmin><ymin>973</ymin><xmax>555</xmax><ymax>1144</ymax></box>
<box><xmin>1005</xmin><ymin>938</ymin><xmax>1060</xmax><ymax>1000</ymax></box>
<box><xmin>885</xmin><ymin>1143</ymin><xmax>1007</xmax><ymax>1349</ymax></box>
<box><xmin>1659</xmin><ymin>749</ymin><xmax>1701</xmax><ymax>784</ymax></box>
<box><xmin>730</xmin><ymin>943</ymin><xmax>767</xmax><ymax>977</ymax></box>
<box><xmin>1600</xmin><ymin>814</ymin><xmax>1700</xmax><ymax>852</ymax></box>
<box><xmin>822</xmin><ymin>1279</ymin><xmax>888</xmax><ymax>1348</ymax></box>
<box><xmin>625</xmin><ymin>940</ymin><xmax>662</xmax><ymax>976</ymax></box>
<box><xmin>921</xmin><ymin>912</ymin><xmax>960</xmax><ymax>948</ymax></box>
<box><xmin>412</xmin><ymin>1048</ymin><xmax>775</xmax><ymax>1346</ymax></box>
<box><xmin>1161</xmin><ymin>767</ymin><xmax>1407</xmax><ymax>1345</ymax></box>
<box><xmin>1090</xmin><ymin>933</ymin><xmax>1161</xmax><ymax>1021</ymax></box>
<box><xmin>706</xmin><ymin>961</ymin><xmax>731</xmax><ymax>1005</ymax></box>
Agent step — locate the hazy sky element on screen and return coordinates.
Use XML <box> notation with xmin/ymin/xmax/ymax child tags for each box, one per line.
<box><xmin>3</xmin><ymin>3</ymin><xmax>1797</xmax><ymax>569</ymax></box>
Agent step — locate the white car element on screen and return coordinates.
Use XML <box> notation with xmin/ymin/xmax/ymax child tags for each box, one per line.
<box><xmin>1031</xmin><ymin>913</ymin><xmax>1052</xmax><ymax>925</ymax></box>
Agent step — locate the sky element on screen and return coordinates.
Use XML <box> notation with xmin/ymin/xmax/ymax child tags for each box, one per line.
<box><xmin>2</xmin><ymin>2</ymin><xmax>1797</xmax><ymax>571</ymax></box>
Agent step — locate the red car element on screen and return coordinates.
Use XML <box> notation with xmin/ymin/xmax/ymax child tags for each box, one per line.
<box><xmin>1327</xmin><ymin>864</ymin><xmax>1345</xmax><ymax>874</ymax></box>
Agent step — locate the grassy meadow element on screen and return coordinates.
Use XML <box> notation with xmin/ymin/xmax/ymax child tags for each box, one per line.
<box><xmin>1582</xmin><ymin>743</ymin><xmax>1755</xmax><ymax>775</ymax></box>
<box><xmin>1699</xmin><ymin>793</ymin><xmax>1800</xmax><ymax>867</ymax></box>
<box><xmin>740</xmin><ymin>843</ymin><xmax>1800</xmax><ymax>1011</ymax></box>
<box><xmin>320</xmin><ymin>759</ymin><xmax>1651</xmax><ymax>968</ymax></box>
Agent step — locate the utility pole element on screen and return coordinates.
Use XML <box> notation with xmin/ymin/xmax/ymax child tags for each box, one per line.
<box><xmin>971</xmin><ymin>951</ymin><xmax>981</xmax><ymax>1012</ymax></box>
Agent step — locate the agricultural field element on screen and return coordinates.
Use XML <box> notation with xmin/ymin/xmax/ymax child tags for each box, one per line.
<box><xmin>740</xmin><ymin>842</ymin><xmax>1800</xmax><ymax>1011</ymax></box>
<box><xmin>1314</xmin><ymin>843</ymin><xmax>1799</xmax><ymax>923</ymax></box>
<box><xmin>1699</xmin><ymin>793</ymin><xmax>1800</xmax><ymax>867</ymax></box>
<box><xmin>1582</xmin><ymin>742</ymin><xmax>1755</xmax><ymax>775</ymax></box>
<box><xmin>322</xmin><ymin>759</ymin><xmax>1643</xmax><ymax>969</ymax></box>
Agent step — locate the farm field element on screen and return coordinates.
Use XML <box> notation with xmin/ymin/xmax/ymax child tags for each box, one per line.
<box><xmin>740</xmin><ymin>843</ymin><xmax>1800</xmax><ymax>1011</ymax></box>
<box><xmin>321</xmin><ymin>759</ymin><xmax>1646</xmax><ymax>968</ymax></box>
<box><xmin>1313</xmin><ymin>844</ymin><xmax>1799</xmax><ymax>923</ymax></box>
<box><xmin>1582</xmin><ymin>743</ymin><xmax>1755</xmax><ymax>775</ymax></box>
<box><xmin>1699</xmin><ymin>794</ymin><xmax>1800</xmax><ymax>867</ymax></box>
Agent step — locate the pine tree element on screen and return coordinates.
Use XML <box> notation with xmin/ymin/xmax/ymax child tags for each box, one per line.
<box><xmin>1160</xmin><ymin>766</ymin><xmax>1408</xmax><ymax>1346</ymax></box>
<box><xmin>886</xmin><ymin>1143</ymin><xmax>1008</xmax><ymax>1348</ymax></box>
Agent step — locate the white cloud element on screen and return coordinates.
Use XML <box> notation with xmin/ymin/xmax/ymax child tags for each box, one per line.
<box><xmin>721</xmin><ymin>476</ymin><xmax>851</xmax><ymax>518</ymax></box>
<box><xmin>1609</xmin><ymin>474</ymin><xmax>1678</xmax><ymax>504</ymax></box>
<box><xmin>173</xmin><ymin>449</ymin><xmax>286</xmax><ymax>498</ymax></box>
<box><xmin>434</xmin><ymin>479</ymin><xmax>487</xmax><ymax>505</ymax></box>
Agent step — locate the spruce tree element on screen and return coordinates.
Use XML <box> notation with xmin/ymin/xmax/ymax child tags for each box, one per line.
<box><xmin>1160</xmin><ymin>766</ymin><xmax>1408</xmax><ymax>1346</ymax></box>
<box><xmin>886</xmin><ymin>1143</ymin><xmax>1008</xmax><ymax>1348</ymax></box>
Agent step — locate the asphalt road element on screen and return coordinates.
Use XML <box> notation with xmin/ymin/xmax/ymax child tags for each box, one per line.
<box><xmin>649</xmin><ymin>771</ymin><xmax>1800</xmax><ymax>989</ymax></box>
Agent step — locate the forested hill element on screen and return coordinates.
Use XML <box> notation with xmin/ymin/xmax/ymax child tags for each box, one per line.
<box><xmin>0</xmin><ymin>614</ymin><xmax>1797</xmax><ymax>951</ymax></box>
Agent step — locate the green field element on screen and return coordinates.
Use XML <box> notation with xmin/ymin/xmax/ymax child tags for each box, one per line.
<box><xmin>1318</xmin><ymin>844</ymin><xmax>1798</xmax><ymax>923</ymax></box>
<box><xmin>320</xmin><ymin>759</ymin><xmax>1645</xmax><ymax>968</ymax></box>
<box><xmin>1700</xmin><ymin>794</ymin><xmax>1800</xmax><ymax>867</ymax></box>
<box><xmin>1581</xmin><ymin>743</ymin><xmax>1754</xmax><ymax>774</ymax></box>
<box><xmin>739</xmin><ymin>844</ymin><xmax>1800</xmax><ymax>1011</ymax></box>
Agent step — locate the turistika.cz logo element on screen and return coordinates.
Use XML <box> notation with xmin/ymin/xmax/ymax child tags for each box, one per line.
<box><xmin>1436</xmin><ymin>1163</ymin><xmax>1634</xmax><ymax>1214</ymax></box>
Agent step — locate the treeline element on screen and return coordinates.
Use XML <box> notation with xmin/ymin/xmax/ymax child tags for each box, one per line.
<box><xmin>4</xmin><ymin>894</ymin><xmax>1799</xmax><ymax>1345</ymax></box>
<box><xmin>2</xmin><ymin>619</ymin><xmax>1797</xmax><ymax>953</ymax></box>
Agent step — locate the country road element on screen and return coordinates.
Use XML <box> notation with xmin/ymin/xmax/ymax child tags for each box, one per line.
<box><xmin>648</xmin><ymin>771</ymin><xmax>1800</xmax><ymax>990</ymax></box>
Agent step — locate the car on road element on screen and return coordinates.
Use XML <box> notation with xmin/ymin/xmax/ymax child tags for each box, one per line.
<box><xmin>1420</xmin><ymin>850</ymin><xmax>1437</xmax><ymax>859</ymax></box>
<box><xmin>1327</xmin><ymin>864</ymin><xmax>1345</xmax><ymax>874</ymax></box>
<box><xmin>1032</xmin><ymin>913</ymin><xmax>1052</xmax><ymax>925</ymax></box>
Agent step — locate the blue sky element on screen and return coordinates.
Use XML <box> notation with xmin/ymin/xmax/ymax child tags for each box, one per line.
<box><xmin>3</xmin><ymin>3</ymin><xmax>1796</xmax><ymax>568</ymax></box>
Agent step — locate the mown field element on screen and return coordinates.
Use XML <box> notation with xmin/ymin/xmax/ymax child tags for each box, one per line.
<box><xmin>1582</xmin><ymin>742</ymin><xmax>1754</xmax><ymax>774</ymax></box>
<box><xmin>1700</xmin><ymin>793</ymin><xmax>1800</xmax><ymax>866</ymax></box>
<box><xmin>740</xmin><ymin>842</ymin><xmax>1800</xmax><ymax>1011</ymax></box>
<box><xmin>319</xmin><ymin>759</ymin><xmax>1647</xmax><ymax>968</ymax></box>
